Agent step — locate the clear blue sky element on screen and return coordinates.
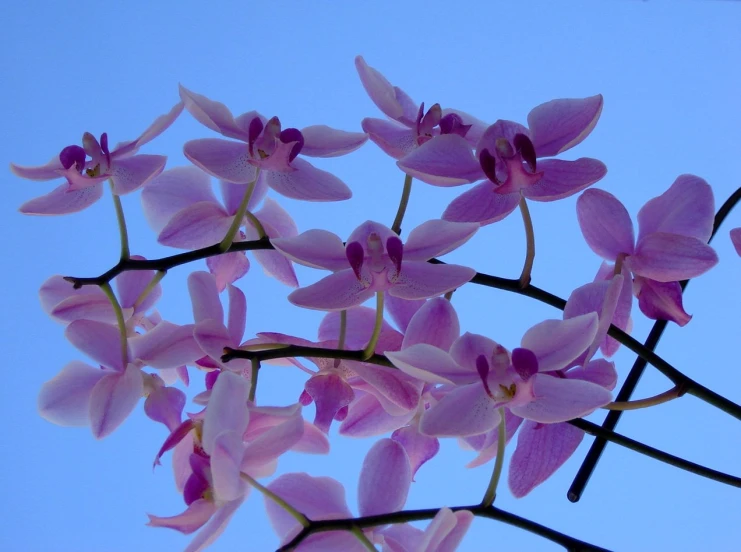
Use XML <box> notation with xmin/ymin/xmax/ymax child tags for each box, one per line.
<box><xmin>2</xmin><ymin>1</ymin><xmax>740</xmax><ymax>551</ymax></box>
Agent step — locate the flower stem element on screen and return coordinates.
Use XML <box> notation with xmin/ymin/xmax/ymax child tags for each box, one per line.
<box><xmin>361</xmin><ymin>292</ymin><xmax>385</xmax><ymax>361</ymax></box>
<box><xmin>249</xmin><ymin>358</ymin><xmax>260</xmax><ymax>402</ymax></box>
<box><xmin>350</xmin><ymin>526</ymin><xmax>377</xmax><ymax>551</ymax></box>
<box><xmin>391</xmin><ymin>174</ymin><xmax>413</xmax><ymax>235</ymax></box>
<box><xmin>240</xmin><ymin>472</ymin><xmax>309</xmax><ymax>528</ymax></box>
<box><xmin>603</xmin><ymin>386</ymin><xmax>682</xmax><ymax>411</ymax></box>
<box><xmin>100</xmin><ymin>282</ymin><xmax>128</xmax><ymax>367</ymax></box>
<box><xmin>219</xmin><ymin>170</ymin><xmax>261</xmax><ymax>252</ymax></box>
<box><xmin>481</xmin><ymin>408</ymin><xmax>507</xmax><ymax>507</ymax></box>
<box><xmin>518</xmin><ymin>195</ymin><xmax>535</xmax><ymax>288</ymax></box>
<box><xmin>334</xmin><ymin>310</ymin><xmax>348</xmax><ymax>368</ymax></box>
<box><xmin>245</xmin><ymin>210</ymin><xmax>267</xmax><ymax>239</ymax></box>
<box><xmin>133</xmin><ymin>270</ymin><xmax>166</xmax><ymax>309</ymax></box>
<box><xmin>109</xmin><ymin>180</ymin><xmax>130</xmax><ymax>261</ymax></box>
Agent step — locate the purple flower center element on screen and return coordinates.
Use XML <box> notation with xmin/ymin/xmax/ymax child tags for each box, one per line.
<box><xmin>478</xmin><ymin>133</ymin><xmax>542</xmax><ymax>194</ymax></box>
<box><xmin>345</xmin><ymin>232</ymin><xmax>405</xmax><ymax>288</ymax></box>
<box><xmin>247</xmin><ymin>115</ymin><xmax>304</xmax><ymax>163</ymax></box>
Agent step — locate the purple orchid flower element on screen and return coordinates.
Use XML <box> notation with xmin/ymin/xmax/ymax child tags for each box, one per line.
<box><xmin>577</xmin><ymin>174</ymin><xmax>718</xmax><ymax>325</ymax></box>
<box><xmin>730</xmin><ymin>228</ymin><xmax>741</xmax><ymax>256</ymax></box>
<box><xmin>386</xmin><ymin>313</ymin><xmax>612</xmax><ymax>438</ymax></box>
<box><xmin>272</xmin><ymin>219</ymin><xmax>478</xmax><ymax>311</ymax></box>
<box><xmin>13</xmin><ymin>102</ymin><xmax>183</xmax><ymax>215</ymax></box>
<box><xmin>356</xmin><ymin>55</ymin><xmax>487</xmax><ymax>164</ymax></box>
<box><xmin>395</xmin><ymin>95</ymin><xmax>606</xmax><ymax>224</ymax></box>
<box><xmin>142</xmin><ymin>166</ymin><xmax>299</xmax><ymax>289</ymax></box>
<box><xmin>179</xmin><ymin>85</ymin><xmax>368</xmax><ymax>201</ymax></box>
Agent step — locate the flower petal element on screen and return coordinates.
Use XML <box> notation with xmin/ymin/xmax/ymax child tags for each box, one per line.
<box><xmin>403</xmin><ymin>220</ymin><xmax>479</xmax><ymax>261</ymax></box>
<box><xmin>420</xmin><ymin>384</ymin><xmax>501</xmax><ymax>437</ymax></box>
<box><xmin>288</xmin><ymin>270</ymin><xmax>374</xmax><ymax>311</ymax></box>
<box><xmin>300</xmin><ymin>125</ymin><xmax>368</xmax><ymax>157</ymax></box>
<box><xmin>385</xmin><ymin>294</ymin><xmax>425</xmax><ymax>334</ymax></box>
<box><xmin>158</xmin><ymin>202</ymin><xmax>232</xmax><ymax>249</ymax></box>
<box><xmin>355</xmin><ymin>55</ymin><xmax>407</xmax><ymax>121</ymax></box>
<box><xmin>523</xmin><ymin>158</ymin><xmax>606</xmax><ymax>201</ymax></box>
<box><xmin>358</xmin><ymin>439</ymin><xmax>411</xmax><ymax>517</ymax></box>
<box><xmin>202</xmin><ymin>371</ymin><xmax>249</xmax><ymax>456</ymax></box>
<box><xmin>116</xmin><ymin>100</ymin><xmax>184</xmax><ymax>156</ymax></box>
<box><xmin>66</xmin><ymin>320</ymin><xmax>127</xmax><ymax>371</ymax></box>
<box><xmin>110</xmin><ymin>154</ymin><xmax>166</xmax><ymax>195</ymax></box>
<box><xmin>402</xmin><ymin>297</ymin><xmax>460</xmax><ymax>351</ymax></box>
<box><xmin>386</xmin><ymin>344</ymin><xmax>473</xmax><ymax>385</ymax></box>
<box><xmin>89</xmin><ymin>363</ymin><xmax>143</xmax><ymax>439</ymax></box>
<box><xmin>442</xmin><ymin>182</ymin><xmax>520</xmax><ymax>225</ymax></box>
<box><xmin>188</xmin><ymin>271</ymin><xmax>224</xmax><ymax>325</ymax></box>
<box><xmin>527</xmin><ymin>95</ymin><xmax>603</xmax><ymax>157</ymax></box>
<box><xmin>391</xmin><ymin>425</ymin><xmax>440</xmax><ymax>480</ymax></box>
<box><xmin>147</xmin><ymin>499</ymin><xmax>217</xmax><ymax>535</ymax></box>
<box><xmin>271</xmin><ymin>229</ymin><xmax>348</xmax><ymax>271</ymax></box>
<box><xmin>340</xmin><ymin>393</ymin><xmax>414</xmax><ymax>437</ymax></box>
<box><xmin>520</xmin><ymin>314</ymin><xmax>598</xmax><ymax>372</ymax></box>
<box><xmin>390</xmin><ymin>262</ymin><xmax>476</xmax><ymax>300</ymax></box>
<box><xmin>635</xmin><ymin>277</ymin><xmax>691</xmax><ymax>326</ymax></box>
<box><xmin>184</xmin><ymin>138</ymin><xmax>257</xmax><ymax>183</ymax></box>
<box><xmin>20</xmin><ymin>181</ymin><xmax>103</xmax><ymax>215</ymax></box>
<box><xmin>397</xmin><ymin>134</ymin><xmax>484</xmax><ymax>186</ymax></box>
<box><xmin>630</xmin><ymin>233</ymin><xmax>718</xmax><ymax>282</ymax></box>
<box><xmin>38</xmin><ymin>361</ymin><xmax>107</xmax><ymax>426</ymax></box>
<box><xmin>362</xmin><ymin>118</ymin><xmax>416</xmax><ymax>159</ymax></box>
<box><xmin>264</xmin><ymin>158</ymin><xmax>351</xmax><ymax>201</ymax></box>
<box><xmin>11</xmin><ymin>155</ymin><xmax>64</xmax><ymax>180</ymax></box>
<box><xmin>731</xmin><ymin>228</ymin><xmax>741</xmax><ymax>256</ymax></box>
<box><xmin>577</xmin><ymin>188</ymin><xmax>635</xmax><ymax>260</ymax></box>
<box><xmin>179</xmin><ymin>85</ymin><xmax>246</xmax><ymax>140</ymax></box>
<box><xmin>509</xmin><ymin>374</ymin><xmax>611</xmax><ymax>423</ymax></box>
<box><xmin>131</xmin><ymin>321</ymin><xmax>204</xmax><ymax>369</ymax></box>
<box><xmin>206</xmin><ymin>251</ymin><xmax>250</xmax><ymax>291</ymax></box>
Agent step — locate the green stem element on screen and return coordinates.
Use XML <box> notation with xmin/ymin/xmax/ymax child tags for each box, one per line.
<box><xmin>350</xmin><ymin>526</ymin><xmax>377</xmax><ymax>551</ymax></box>
<box><xmin>240</xmin><ymin>472</ymin><xmax>309</xmax><ymax>528</ymax></box>
<box><xmin>518</xmin><ymin>195</ymin><xmax>535</xmax><ymax>288</ymax></box>
<box><xmin>100</xmin><ymin>282</ymin><xmax>128</xmax><ymax>367</ymax></box>
<box><xmin>109</xmin><ymin>180</ymin><xmax>130</xmax><ymax>260</ymax></box>
<box><xmin>333</xmin><ymin>310</ymin><xmax>347</xmax><ymax>368</ymax></box>
<box><xmin>249</xmin><ymin>358</ymin><xmax>260</xmax><ymax>402</ymax></box>
<box><xmin>244</xmin><ymin>210</ymin><xmax>267</xmax><ymax>239</ymax></box>
<box><xmin>362</xmin><ymin>292</ymin><xmax>385</xmax><ymax>360</ymax></box>
<box><xmin>219</xmin><ymin>170</ymin><xmax>261</xmax><ymax>252</ymax></box>
<box><xmin>481</xmin><ymin>408</ymin><xmax>507</xmax><ymax>507</ymax></box>
<box><xmin>391</xmin><ymin>174</ymin><xmax>413</xmax><ymax>235</ymax></box>
<box><xmin>603</xmin><ymin>386</ymin><xmax>682</xmax><ymax>411</ymax></box>
<box><xmin>133</xmin><ymin>270</ymin><xmax>166</xmax><ymax>309</ymax></box>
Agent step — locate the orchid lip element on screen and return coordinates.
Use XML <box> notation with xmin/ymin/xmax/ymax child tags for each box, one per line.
<box><xmin>345</xmin><ymin>241</ymin><xmax>365</xmax><ymax>280</ymax></box>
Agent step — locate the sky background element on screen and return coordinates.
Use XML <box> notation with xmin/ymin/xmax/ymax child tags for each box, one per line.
<box><xmin>2</xmin><ymin>1</ymin><xmax>740</xmax><ymax>551</ymax></box>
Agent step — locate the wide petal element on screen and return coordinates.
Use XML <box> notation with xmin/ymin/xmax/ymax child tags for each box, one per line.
<box><xmin>566</xmin><ymin>358</ymin><xmax>618</xmax><ymax>390</ymax></box>
<box><xmin>420</xmin><ymin>384</ymin><xmax>501</xmax><ymax>437</ymax></box>
<box><xmin>576</xmin><ymin>188</ymin><xmax>635</xmax><ymax>260</ymax></box>
<box><xmin>520</xmin><ymin>314</ymin><xmax>598</xmax><ymax>372</ymax></box>
<box><xmin>144</xmin><ymin>386</ymin><xmax>186</xmax><ymax>432</ymax></box>
<box><xmin>358</xmin><ymin>439</ymin><xmax>411</xmax><ymax>517</ymax></box>
<box><xmin>355</xmin><ymin>55</ymin><xmax>407</xmax><ymax>121</ymax></box>
<box><xmin>416</xmin><ymin>508</ymin><xmax>474</xmax><ymax>552</ymax></box>
<box><xmin>271</xmin><ymin>229</ymin><xmax>347</xmax><ymax>271</ymax></box>
<box><xmin>202</xmin><ymin>372</ymin><xmax>249</xmax><ymax>456</ymax></box>
<box><xmin>350</xmin><ymin>363</ymin><xmax>421</xmax><ymax>412</ymax></box>
<box><xmin>385</xmin><ymin>294</ymin><xmax>425</xmax><ymax>334</ymax></box>
<box><xmin>11</xmin><ymin>155</ymin><xmax>64</xmax><ymax>181</ymax></box>
<box><xmin>110</xmin><ymin>154</ymin><xmax>166</xmax><ymax>195</ymax></box>
<box><xmin>391</xmin><ymin>425</ymin><xmax>440</xmax><ymax>480</ymax></box>
<box><xmin>362</xmin><ymin>118</ymin><xmax>416</xmax><ymax>159</ymax></box>
<box><xmin>188</xmin><ymin>271</ymin><xmax>224</xmax><ymax>325</ymax></box>
<box><xmin>288</xmin><ymin>270</ymin><xmax>374</xmax><ymax>311</ymax></box>
<box><xmin>390</xmin><ymin>262</ymin><xmax>475</xmax><ymax>300</ymax></box>
<box><xmin>300</xmin><ymin>125</ymin><xmax>368</xmax><ymax>157</ymax></box>
<box><xmin>403</xmin><ymin>220</ymin><xmax>479</xmax><ymax>261</ymax></box>
<box><xmin>226</xmin><ymin>284</ymin><xmax>247</xmax><ymax>345</ymax></box>
<box><xmin>89</xmin><ymin>364</ymin><xmax>143</xmax><ymax>438</ymax></box>
<box><xmin>509</xmin><ymin>374</ymin><xmax>611</xmax><ymax>423</ymax></box>
<box><xmin>527</xmin><ymin>95</ymin><xmax>603</xmax><ymax>157</ymax></box>
<box><xmin>158</xmin><ymin>202</ymin><xmax>232</xmax><ymax>249</ymax></box>
<box><xmin>319</xmin><ymin>306</ymin><xmax>402</xmax><ymax>352</ymax></box>
<box><xmin>131</xmin><ymin>322</ymin><xmax>204</xmax><ymax>369</ymax></box>
<box><xmin>116</xmin><ymin>260</ymin><xmax>162</xmax><ymax>311</ymax></box>
<box><xmin>403</xmin><ymin>297</ymin><xmax>460</xmax><ymax>351</ymax></box>
<box><xmin>184</xmin><ymin>138</ymin><xmax>257</xmax><ymax>183</ymax></box>
<box><xmin>731</xmin><ymin>228</ymin><xmax>741</xmax><ymax>256</ymax></box>
<box><xmin>386</xmin><ymin>344</ymin><xmax>473</xmax><ymax>385</ymax></box>
<box><xmin>340</xmin><ymin>393</ymin><xmax>414</xmax><ymax>437</ymax></box>
<box><xmin>464</xmin><ymin>411</ymin><xmax>524</xmax><ymax>469</ymax></box>
<box><xmin>179</xmin><ymin>85</ymin><xmax>246</xmax><ymax>140</ymax></box>
<box><xmin>147</xmin><ymin>499</ymin><xmax>217</xmax><ymax>535</ymax></box>
<box><xmin>38</xmin><ymin>361</ymin><xmax>107</xmax><ymax>426</ymax></box>
<box><xmin>442</xmin><ymin>182</ymin><xmax>520</xmax><ymax>225</ymax></box>
<box><xmin>242</xmin><ymin>413</ymin><xmax>304</xmax><ymax>470</ymax></box>
<box><xmin>304</xmin><ymin>373</ymin><xmax>355</xmax><ymax>433</ymax></box>
<box><xmin>66</xmin><ymin>320</ymin><xmax>127</xmax><ymax>371</ymax></box>
<box><xmin>20</xmin><ymin>181</ymin><xmax>103</xmax><ymax>215</ymax></box>
<box><xmin>449</xmin><ymin>332</ymin><xmax>504</xmax><ymax>373</ymax></box>
<box><xmin>637</xmin><ymin>174</ymin><xmax>714</xmax><ymax>242</ymax></box>
<box><xmin>264</xmin><ymin>158</ymin><xmax>351</xmax><ymax>201</ymax></box>
<box><xmin>116</xmin><ymin>100</ymin><xmax>185</xmax><ymax>156</ymax></box>
<box><xmin>210</xmin><ymin>431</ymin><xmax>247</xmax><ymax>502</ymax></box>
<box><xmin>508</xmin><ymin>421</ymin><xmax>585</xmax><ymax>498</ymax></box>
<box><xmin>397</xmin><ymin>134</ymin><xmax>484</xmax><ymax>186</ymax></box>
<box><xmin>630</xmin><ymin>233</ymin><xmax>718</xmax><ymax>282</ymax></box>
<box><xmin>635</xmin><ymin>277</ymin><xmax>691</xmax><ymax>326</ymax></box>
<box><xmin>206</xmin><ymin>251</ymin><xmax>251</xmax><ymax>291</ymax></box>
<box><xmin>523</xmin><ymin>158</ymin><xmax>606</xmax><ymax>201</ymax></box>
<box><xmin>184</xmin><ymin>499</ymin><xmax>244</xmax><ymax>552</ymax></box>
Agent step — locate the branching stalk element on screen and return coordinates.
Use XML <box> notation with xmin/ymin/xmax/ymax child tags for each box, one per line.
<box><xmin>481</xmin><ymin>408</ymin><xmax>507</xmax><ymax>507</ymax></box>
<box><xmin>391</xmin><ymin>174</ymin><xmax>413</xmax><ymax>235</ymax></box>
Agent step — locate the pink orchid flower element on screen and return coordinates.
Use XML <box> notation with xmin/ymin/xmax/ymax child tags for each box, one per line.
<box><xmin>356</xmin><ymin>55</ymin><xmax>487</xmax><ymax>163</ymax></box>
<box><xmin>142</xmin><ymin>166</ymin><xmax>299</xmax><ymax>290</ymax></box>
<box><xmin>577</xmin><ymin>174</ymin><xmax>718</xmax><ymax>325</ymax></box>
<box><xmin>13</xmin><ymin>102</ymin><xmax>183</xmax><ymax>215</ymax></box>
<box><xmin>386</xmin><ymin>313</ymin><xmax>612</xmax><ymax>438</ymax></box>
<box><xmin>179</xmin><ymin>85</ymin><xmax>367</xmax><ymax>201</ymax></box>
<box><xmin>395</xmin><ymin>96</ymin><xmax>606</xmax><ymax>224</ymax></box>
<box><xmin>272</xmin><ymin>219</ymin><xmax>478</xmax><ymax>311</ymax></box>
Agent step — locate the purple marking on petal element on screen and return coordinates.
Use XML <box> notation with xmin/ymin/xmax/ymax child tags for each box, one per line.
<box><xmin>299</xmin><ymin>389</ymin><xmax>313</xmax><ymax>406</ymax></box>
<box><xmin>100</xmin><ymin>133</ymin><xmax>111</xmax><ymax>167</ymax></box>
<box><xmin>248</xmin><ymin>117</ymin><xmax>264</xmax><ymax>156</ymax></box>
<box><xmin>280</xmin><ymin>128</ymin><xmax>305</xmax><ymax>162</ymax></box>
<box><xmin>512</xmin><ymin>348</ymin><xmax>538</xmax><ymax>381</ymax></box>
<box><xmin>439</xmin><ymin>113</ymin><xmax>471</xmax><ymax>138</ymax></box>
<box><xmin>476</xmin><ymin>354</ymin><xmax>495</xmax><ymax>398</ymax></box>
<box><xmin>415</xmin><ymin>102</ymin><xmax>425</xmax><ymax>139</ymax></box>
<box><xmin>183</xmin><ymin>468</ymin><xmax>209</xmax><ymax>505</ymax></box>
<box><xmin>513</xmin><ymin>134</ymin><xmax>537</xmax><ymax>171</ymax></box>
<box><xmin>345</xmin><ymin>241</ymin><xmax>365</xmax><ymax>280</ymax></box>
<box><xmin>386</xmin><ymin>236</ymin><xmax>403</xmax><ymax>275</ymax></box>
<box><xmin>59</xmin><ymin>145</ymin><xmax>86</xmax><ymax>171</ymax></box>
<box><xmin>205</xmin><ymin>370</ymin><xmax>219</xmax><ymax>390</ymax></box>
<box><xmin>335</xmin><ymin>405</ymin><xmax>349</xmax><ymax>422</ymax></box>
<box><xmin>479</xmin><ymin>149</ymin><xmax>498</xmax><ymax>184</ymax></box>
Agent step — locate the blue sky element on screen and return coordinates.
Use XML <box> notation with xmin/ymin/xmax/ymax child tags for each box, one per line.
<box><xmin>2</xmin><ymin>1</ymin><xmax>740</xmax><ymax>551</ymax></box>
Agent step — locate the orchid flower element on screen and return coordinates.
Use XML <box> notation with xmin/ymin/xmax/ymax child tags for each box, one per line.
<box><xmin>272</xmin><ymin>219</ymin><xmax>478</xmax><ymax>311</ymax></box>
<box><xmin>179</xmin><ymin>86</ymin><xmax>367</xmax><ymax>201</ymax></box>
<box><xmin>577</xmin><ymin>174</ymin><xmax>718</xmax><ymax>325</ymax></box>
<box><xmin>731</xmin><ymin>228</ymin><xmax>741</xmax><ymax>255</ymax></box>
<box><xmin>13</xmin><ymin>102</ymin><xmax>182</xmax><ymax>215</ymax></box>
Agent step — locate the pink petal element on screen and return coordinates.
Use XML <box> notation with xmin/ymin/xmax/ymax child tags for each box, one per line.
<box><xmin>637</xmin><ymin>174</ymin><xmax>714</xmax><ymax>242</ymax></box>
<box><xmin>202</xmin><ymin>371</ymin><xmax>249</xmax><ymax>456</ymax></box>
<box><xmin>402</xmin><ymin>297</ymin><xmax>460</xmax><ymax>351</ymax></box>
<box><xmin>38</xmin><ymin>361</ymin><xmax>107</xmax><ymax>426</ymax></box>
<box><xmin>403</xmin><ymin>220</ymin><xmax>479</xmax><ymax>261</ymax></box>
<box><xmin>242</xmin><ymin>413</ymin><xmax>304</xmax><ymax>470</ymax></box>
<box><xmin>116</xmin><ymin>100</ymin><xmax>184</xmax><ymax>156</ymax></box>
<box><xmin>271</xmin><ymin>229</ymin><xmax>347</xmax><ymax>271</ymax></box>
<box><xmin>358</xmin><ymin>439</ymin><xmax>412</xmax><ymax>517</ymax></box>
<box><xmin>397</xmin><ymin>134</ymin><xmax>484</xmax><ymax>187</ymax></box>
<box><xmin>210</xmin><ymin>431</ymin><xmax>247</xmax><ymax>501</ymax></box>
<box><xmin>254</xmin><ymin>197</ymin><xmax>298</xmax><ymax>237</ymax></box>
<box><xmin>465</xmin><ymin>411</ymin><xmax>524</xmax><ymax>469</ymax></box>
<box><xmin>65</xmin><ymin>320</ymin><xmax>127</xmax><ymax>371</ymax></box>
<box><xmin>132</xmin><ymin>322</ymin><xmax>204</xmax><ymax>369</ymax></box>
<box><xmin>300</xmin><ymin>125</ymin><xmax>368</xmax><ymax>157</ymax></box>
<box><xmin>110</xmin><ymin>154</ymin><xmax>166</xmax><ymax>195</ymax></box>
<box><xmin>509</xmin><ymin>373</ymin><xmax>611</xmax><ymax>423</ymax></box>
<box><xmin>420</xmin><ymin>384</ymin><xmax>501</xmax><ymax>437</ymax></box>
<box><xmin>319</xmin><ymin>307</ymin><xmax>403</xmax><ymax>351</ymax></box>
<box><xmin>441</xmin><ymin>107</ymin><xmax>490</xmax><ymax>145</ymax></box>
<box><xmin>116</xmin><ymin>261</ymin><xmax>162</xmax><ymax>311</ymax></box>
<box><xmin>19</xmin><ymin>181</ymin><xmax>103</xmax><ymax>215</ymax></box>
<box><xmin>39</xmin><ymin>275</ymin><xmax>100</xmax><ymax>315</ymax></box>
<box><xmin>288</xmin><ymin>270</ymin><xmax>374</xmax><ymax>311</ymax></box>
<box><xmin>10</xmin><ymin>155</ymin><xmax>63</xmax><ymax>180</ymax></box>
<box><xmin>391</xmin><ymin>425</ymin><xmax>440</xmax><ymax>480</ymax></box>
<box><xmin>523</xmin><ymin>158</ymin><xmax>606</xmax><ymax>201</ymax></box>
<box><xmin>576</xmin><ymin>188</ymin><xmax>635</xmax><ymax>260</ymax></box>
<box><xmin>226</xmin><ymin>284</ymin><xmax>246</xmax><ymax>345</ymax></box>
<box><xmin>361</xmin><ymin>118</ymin><xmax>416</xmax><ymax>159</ymax></box>
<box><xmin>417</xmin><ymin>508</ymin><xmax>474</xmax><ymax>552</ymax></box>
<box><xmin>508</xmin><ymin>421</ymin><xmax>585</xmax><ymax>498</ymax></box>
<box><xmin>304</xmin><ymin>373</ymin><xmax>355</xmax><ymax>433</ymax></box>
<box><xmin>188</xmin><ymin>271</ymin><xmax>224</xmax><ymax>325</ymax></box>
<box><xmin>184</xmin><ymin>498</ymin><xmax>244</xmax><ymax>552</ymax></box>
<box><xmin>207</xmin><ymin>251</ymin><xmax>251</xmax><ymax>291</ymax></box>
<box><xmin>350</xmin><ymin>363</ymin><xmax>421</xmax><ymax>412</ymax></box>
<box><xmin>442</xmin><ymin>182</ymin><xmax>520</xmax><ymax>225</ymax></box>
<box><xmin>264</xmin><ymin>158</ymin><xmax>352</xmax><ymax>201</ymax></box>
<box><xmin>141</xmin><ymin>166</ymin><xmax>217</xmax><ymax>234</ymax></box>
<box><xmin>220</xmin><ymin>179</ymin><xmax>267</xmax><ymax>215</ymax></box>
<box><xmin>390</xmin><ymin>262</ymin><xmax>476</xmax><ymax>300</ymax></box>
<box><xmin>49</xmin><ymin>293</ymin><xmax>115</xmax><ymax>324</ymax></box>
<box><xmin>731</xmin><ymin>228</ymin><xmax>741</xmax><ymax>256</ymax></box>
<box><xmin>355</xmin><ymin>55</ymin><xmax>407</xmax><ymax>121</ymax></box>
<box><xmin>527</xmin><ymin>95</ymin><xmax>603</xmax><ymax>157</ymax></box>
<box><xmin>179</xmin><ymin>85</ymin><xmax>246</xmax><ymax>140</ymax></box>
<box><xmin>385</xmin><ymin>294</ymin><xmax>425</xmax><ymax>334</ymax></box>
<box><xmin>340</xmin><ymin>393</ymin><xmax>415</xmax><ymax>437</ymax></box>
<box><xmin>449</xmin><ymin>332</ymin><xmax>503</xmax><ymax>373</ymax></box>
<box><xmin>184</xmin><ymin>138</ymin><xmax>257</xmax><ymax>183</ymax></box>
<box><xmin>566</xmin><ymin>358</ymin><xmax>618</xmax><ymax>390</ymax></box>
<box><xmin>194</xmin><ymin>319</ymin><xmax>237</xmax><ymax>365</ymax></box>
<box><xmin>147</xmin><ymin>499</ymin><xmax>217</xmax><ymax>534</ymax></box>
<box><xmin>630</xmin><ymin>232</ymin><xmax>718</xmax><ymax>282</ymax></box>
<box><xmin>520</xmin><ymin>314</ymin><xmax>598</xmax><ymax>372</ymax></box>
<box><xmin>635</xmin><ymin>277</ymin><xmax>692</xmax><ymax>326</ymax></box>
<box><xmin>386</xmin><ymin>344</ymin><xmax>473</xmax><ymax>385</ymax></box>
<box><xmin>158</xmin><ymin>202</ymin><xmax>232</xmax><ymax>249</ymax></box>
<box><xmin>292</xmin><ymin>420</ymin><xmax>331</xmax><ymax>454</ymax></box>
<box><xmin>89</xmin><ymin>363</ymin><xmax>143</xmax><ymax>439</ymax></box>
<box><xmin>144</xmin><ymin>386</ymin><xmax>186</xmax><ymax>432</ymax></box>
